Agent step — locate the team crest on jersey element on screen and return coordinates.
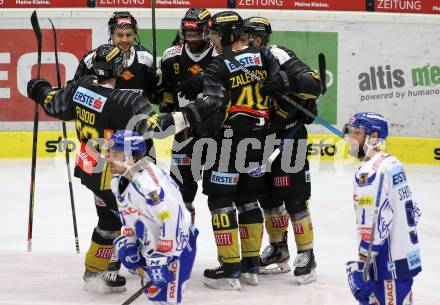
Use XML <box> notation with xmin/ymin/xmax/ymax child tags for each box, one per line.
<box><xmin>73</xmin><ymin>87</ymin><xmax>107</xmax><ymax>113</ymax></box>
<box><xmin>188</xmin><ymin>64</ymin><xmax>203</xmax><ymax>75</ymax></box>
<box><xmin>120</xmin><ymin>69</ymin><xmax>134</xmax><ymax>81</ymax></box>
<box><xmin>359</xmin><ymin>174</ymin><xmax>368</xmax><ymax>186</ymax></box>
<box><xmin>224</xmin><ymin>53</ymin><xmax>263</xmax><ymax>72</ymax></box>
<box><xmin>146</xmin><ymin>188</ymin><xmax>164</xmax><ymax>206</ymax></box>
<box><xmin>356</xmin><ymin>172</ymin><xmax>376</xmax><ymax>187</ymax></box>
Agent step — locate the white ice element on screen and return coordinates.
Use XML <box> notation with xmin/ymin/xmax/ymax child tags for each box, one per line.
<box><xmin>0</xmin><ymin>159</ymin><xmax>439</xmax><ymax>305</ymax></box>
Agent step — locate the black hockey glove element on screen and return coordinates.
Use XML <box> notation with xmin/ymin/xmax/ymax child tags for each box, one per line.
<box><xmin>182</xmin><ymin>95</ymin><xmax>225</xmax><ymax>126</ymax></box>
<box><xmin>27</xmin><ymin>78</ymin><xmax>53</xmax><ymax>105</ymax></box>
<box><xmin>299</xmin><ymin>98</ymin><xmax>318</xmax><ymax>125</ymax></box>
<box><xmin>260</xmin><ymin>71</ymin><xmax>293</xmax><ymax>100</ymax></box>
<box><xmin>178</xmin><ymin>74</ymin><xmax>203</xmax><ymax>101</ymax></box>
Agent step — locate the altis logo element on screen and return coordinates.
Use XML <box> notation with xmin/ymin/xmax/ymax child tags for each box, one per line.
<box><xmin>358</xmin><ymin>64</ymin><xmax>440</xmax><ymax>91</ymax></box>
<box><xmin>225</xmin><ymin>53</ymin><xmax>262</xmax><ymax>72</ymax></box>
<box><xmin>73</xmin><ymin>87</ymin><xmax>107</xmax><ymax>113</ymax></box>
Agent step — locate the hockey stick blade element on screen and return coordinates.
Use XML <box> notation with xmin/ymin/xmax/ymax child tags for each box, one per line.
<box><xmin>48</xmin><ymin>18</ymin><xmax>62</xmax><ymax>87</ymax></box>
<box><xmin>30</xmin><ymin>11</ymin><xmax>42</xmax><ymax>78</ymax></box>
<box><xmin>318</xmin><ymin>53</ymin><xmax>327</xmax><ymax>95</ymax></box>
<box><xmin>121</xmin><ymin>281</ymin><xmax>153</xmax><ymax>305</ymax></box>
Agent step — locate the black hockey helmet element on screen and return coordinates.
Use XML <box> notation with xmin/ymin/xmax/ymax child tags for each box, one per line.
<box><xmin>108</xmin><ymin>11</ymin><xmax>138</xmax><ymax>35</ymax></box>
<box><xmin>208</xmin><ymin>11</ymin><xmax>243</xmax><ymax>47</ymax></box>
<box><xmin>243</xmin><ymin>17</ymin><xmax>272</xmax><ymax>35</ymax></box>
<box><xmin>243</xmin><ymin>17</ymin><xmax>272</xmax><ymax>46</ymax></box>
<box><xmin>92</xmin><ymin>44</ymin><xmax>126</xmax><ymax>80</ymax></box>
<box><xmin>181</xmin><ymin>8</ymin><xmax>211</xmax><ymax>33</ymax></box>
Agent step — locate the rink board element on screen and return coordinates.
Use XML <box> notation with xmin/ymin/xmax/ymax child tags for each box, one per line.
<box><xmin>0</xmin><ymin>130</ymin><xmax>439</xmax><ymax>165</ymax></box>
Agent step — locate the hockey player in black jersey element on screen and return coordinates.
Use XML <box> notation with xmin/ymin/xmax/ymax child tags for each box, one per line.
<box><xmin>158</xmin><ymin>8</ymin><xmax>216</xmax><ymax>223</ymax></box>
<box><xmin>200</xmin><ymin>11</ymin><xmax>282</xmax><ymax>290</ymax></box>
<box><xmin>243</xmin><ymin>17</ymin><xmax>321</xmax><ymax>284</ymax></box>
<box><xmin>74</xmin><ymin>11</ymin><xmax>157</xmax><ymax>103</ymax></box>
<box><xmin>26</xmin><ymin>44</ymin><xmax>223</xmax><ymax>293</ymax></box>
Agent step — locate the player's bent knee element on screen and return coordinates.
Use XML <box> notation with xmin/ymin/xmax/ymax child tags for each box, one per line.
<box><xmin>237</xmin><ymin>201</ymin><xmax>263</xmax><ymax>224</ymax></box>
<box><xmin>284</xmin><ymin>198</ymin><xmax>309</xmax><ymax>219</ymax></box>
<box><xmin>207</xmin><ymin>196</ymin><xmax>234</xmax><ymax>211</ymax></box>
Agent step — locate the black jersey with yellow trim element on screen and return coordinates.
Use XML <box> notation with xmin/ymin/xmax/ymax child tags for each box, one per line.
<box><xmin>34</xmin><ymin>75</ymin><xmax>176</xmax><ymax>191</ymax></box>
<box><xmin>267</xmin><ymin>44</ymin><xmax>321</xmax><ymax>131</ymax></box>
<box><xmin>202</xmin><ymin>45</ymin><xmax>280</xmax><ymax>133</ymax></box>
<box><xmin>74</xmin><ymin>45</ymin><xmax>157</xmax><ymax>101</ymax></box>
<box><xmin>159</xmin><ymin>43</ymin><xmax>217</xmax><ymax>111</ymax></box>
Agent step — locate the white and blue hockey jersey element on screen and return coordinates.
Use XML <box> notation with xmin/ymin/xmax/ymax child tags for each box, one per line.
<box><xmin>353</xmin><ymin>152</ymin><xmax>422</xmax><ymax>281</ymax></box>
<box><xmin>111</xmin><ymin>162</ymin><xmax>192</xmax><ymax>258</ymax></box>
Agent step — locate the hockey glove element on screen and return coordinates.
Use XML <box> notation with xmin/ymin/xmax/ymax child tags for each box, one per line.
<box><xmin>260</xmin><ymin>71</ymin><xmax>292</xmax><ymax>100</ymax></box>
<box><xmin>159</xmin><ymin>92</ymin><xmax>175</xmax><ymax>113</ymax></box>
<box><xmin>178</xmin><ymin>74</ymin><xmax>203</xmax><ymax>100</ymax></box>
<box><xmin>182</xmin><ymin>95</ymin><xmax>225</xmax><ymax>126</ymax></box>
<box><xmin>114</xmin><ymin>235</ymin><xmax>146</xmax><ymax>270</ymax></box>
<box><xmin>299</xmin><ymin>98</ymin><xmax>318</xmax><ymax>125</ymax></box>
<box><xmin>27</xmin><ymin>78</ymin><xmax>54</xmax><ymax>105</ymax></box>
<box><xmin>346</xmin><ymin>261</ymin><xmax>374</xmax><ymax>304</ymax></box>
<box><xmin>144</xmin><ymin>252</ymin><xmax>175</xmax><ymax>287</ymax></box>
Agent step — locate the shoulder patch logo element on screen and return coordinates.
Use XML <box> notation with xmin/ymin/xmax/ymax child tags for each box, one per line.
<box><xmin>224</xmin><ymin>52</ymin><xmax>263</xmax><ymax>72</ymax></box>
<box><xmin>73</xmin><ymin>87</ymin><xmax>107</xmax><ymax>113</ymax></box>
<box><xmin>162</xmin><ymin>45</ymin><xmax>183</xmax><ymax>62</ymax></box>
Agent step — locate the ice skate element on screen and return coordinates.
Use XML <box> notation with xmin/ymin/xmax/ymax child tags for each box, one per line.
<box><xmin>259</xmin><ymin>243</ymin><xmax>291</xmax><ymax>274</ymax></box>
<box><xmin>83</xmin><ymin>269</ymin><xmax>127</xmax><ymax>293</ymax></box>
<box><xmin>240</xmin><ymin>257</ymin><xmax>259</xmax><ymax>286</ymax></box>
<box><xmin>293</xmin><ymin>249</ymin><xmax>317</xmax><ymax>285</ymax></box>
<box><xmin>203</xmin><ymin>263</ymin><xmax>241</xmax><ymax>290</ymax></box>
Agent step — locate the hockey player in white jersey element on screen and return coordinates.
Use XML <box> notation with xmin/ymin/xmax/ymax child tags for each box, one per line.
<box><xmin>106</xmin><ymin>130</ymin><xmax>198</xmax><ymax>304</ymax></box>
<box><xmin>343</xmin><ymin>112</ymin><xmax>422</xmax><ymax>305</ymax></box>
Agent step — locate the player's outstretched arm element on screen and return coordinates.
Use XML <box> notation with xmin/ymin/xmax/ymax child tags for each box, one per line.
<box><xmin>27</xmin><ymin>78</ymin><xmax>75</xmax><ymax>121</ymax></box>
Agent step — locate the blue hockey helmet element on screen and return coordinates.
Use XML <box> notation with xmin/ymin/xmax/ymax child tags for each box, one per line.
<box><xmin>344</xmin><ymin>112</ymin><xmax>388</xmax><ymax>140</ymax></box>
<box><xmin>108</xmin><ymin>130</ymin><xmax>147</xmax><ymax>158</ymax></box>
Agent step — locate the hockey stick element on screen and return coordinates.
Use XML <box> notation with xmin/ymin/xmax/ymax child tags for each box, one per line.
<box><xmin>48</xmin><ymin>18</ymin><xmax>80</xmax><ymax>254</ymax></box>
<box><xmin>151</xmin><ymin>0</ymin><xmax>157</xmax><ymax>70</ymax></box>
<box><xmin>268</xmin><ymin>53</ymin><xmax>327</xmax><ymax>163</ymax></box>
<box><xmin>121</xmin><ymin>280</ymin><xmax>153</xmax><ymax>305</ymax></box>
<box><xmin>363</xmin><ymin>171</ymin><xmax>385</xmax><ymax>281</ymax></box>
<box><xmin>224</xmin><ymin>50</ymin><xmax>344</xmax><ymax>138</ymax></box>
<box><xmin>27</xmin><ymin>10</ymin><xmax>42</xmax><ymax>252</ymax></box>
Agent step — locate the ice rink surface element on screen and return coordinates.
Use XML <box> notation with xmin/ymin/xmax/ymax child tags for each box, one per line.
<box><xmin>0</xmin><ymin>159</ymin><xmax>439</xmax><ymax>305</ymax></box>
